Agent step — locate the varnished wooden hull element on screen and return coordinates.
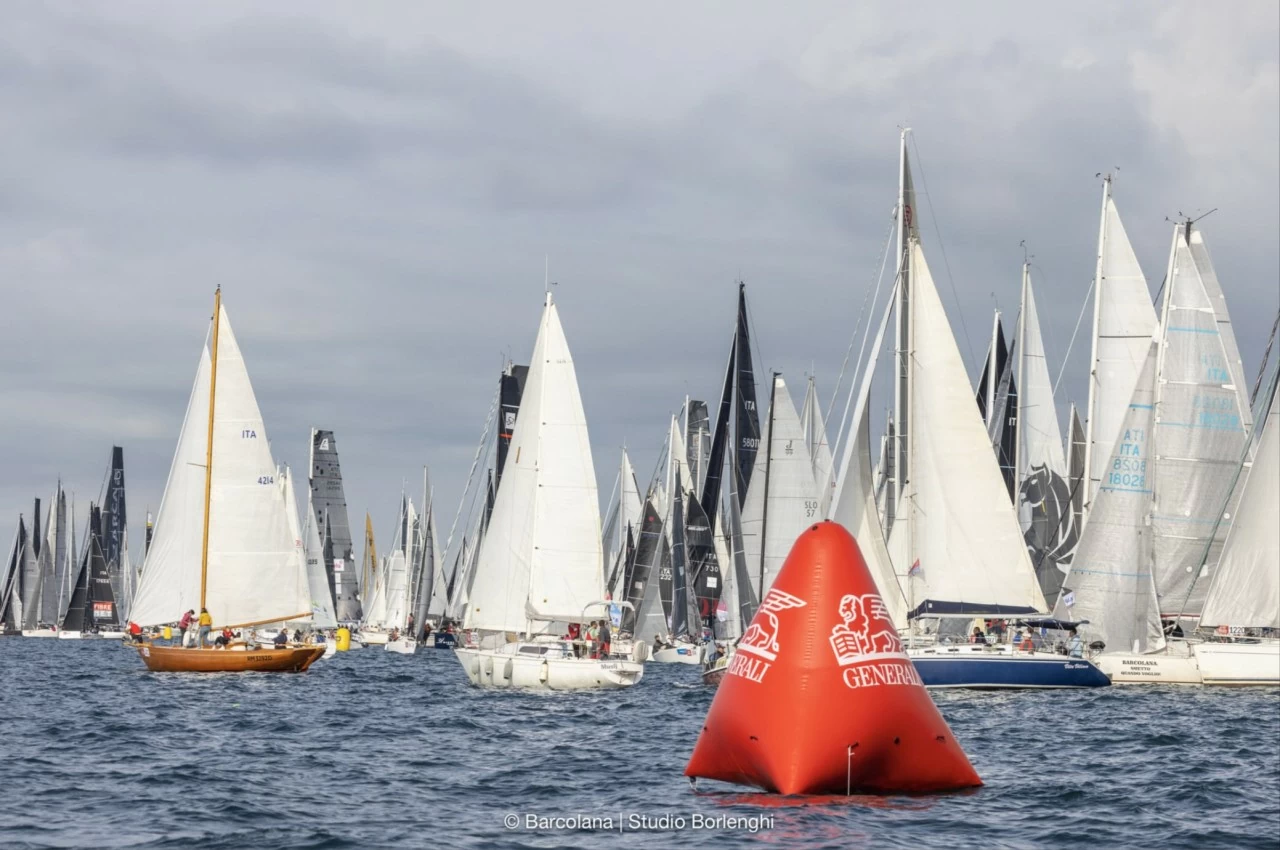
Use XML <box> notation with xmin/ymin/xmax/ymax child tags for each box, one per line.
<box><xmin>134</xmin><ymin>643</ymin><xmax>325</xmax><ymax>673</ymax></box>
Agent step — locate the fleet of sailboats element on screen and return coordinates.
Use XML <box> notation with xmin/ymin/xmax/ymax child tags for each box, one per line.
<box><xmin>3</xmin><ymin>135</ymin><xmax>1274</xmax><ymax>695</ymax></box>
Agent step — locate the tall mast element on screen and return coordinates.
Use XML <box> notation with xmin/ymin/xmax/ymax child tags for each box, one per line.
<box><xmin>1081</xmin><ymin>176</ymin><xmax>1111</xmax><ymax>522</ymax></box>
<box><xmin>1015</xmin><ymin>261</ymin><xmax>1029</xmax><ymax>488</ymax></box>
<box><xmin>891</xmin><ymin>129</ymin><xmax>912</xmax><ymax>528</ymax></box>
<box><xmin>199</xmin><ymin>286</ymin><xmax>222</xmax><ymax>610</ymax></box>
<box><xmin>756</xmin><ymin>373</ymin><xmax>778</xmax><ymax>600</ymax></box>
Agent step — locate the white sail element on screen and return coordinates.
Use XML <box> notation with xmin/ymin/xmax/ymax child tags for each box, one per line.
<box><xmin>1199</xmin><ymin>379</ymin><xmax>1279</xmax><ymax>630</ymax></box>
<box><xmin>465</xmin><ymin>294</ymin><xmax>603</xmax><ymax>633</ymax></box>
<box><xmin>1083</xmin><ymin>180</ymin><xmax>1159</xmax><ymax>518</ymax></box>
<box><xmin>1056</xmin><ymin>340</ymin><xmax>1166</xmax><ymax>654</ymax></box>
<box><xmin>828</xmin><ymin>279</ymin><xmax>910</xmax><ymax>628</ymax></box>
<box><xmin>1149</xmin><ymin>231</ymin><xmax>1248</xmax><ymax>617</ymax></box>
<box><xmin>1015</xmin><ymin>265</ymin><xmax>1075</xmax><ymax>601</ymax></box>
<box><xmin>297</xmin><ymin>478</ymin><xmax>337</xmax><ymax>629</ymax></box>
<box><xmin>620</xmin><ymin>449</ymin><xmax>643</xmax><ymax>550</ymax></box>
<box><xmin>799</xmin><ymin>376</ymin><xmax>836</xmax><ymax>516</ymax></box>
<box><xmin>382</xmin><ymin>549</ymin><xmax>410</xmax><ymax>631</ymax></box>
<box><xmin>891</xmin><ymin>241</ymin><xmax>1047</xmax><ymax>618</ymax></box>
<box><xmin>740</xmin><ymin>376</ymin><xmax>820</xmax><ymax>601</ymax></box>
<box><xmin>130</xmin><ymin>304</ymin><xmax>311</xmax><ymax>628</ymax></box>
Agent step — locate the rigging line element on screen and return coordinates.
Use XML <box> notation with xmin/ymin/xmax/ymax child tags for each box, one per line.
<box><xmin>830</xmin><ymin>217</ymin><xmax>896</xmax><ymax>465</ymax></box>
<box><xmin>1249</xmin><ymin>310</ymin><xmax>1280</xmax><ymax>407</ymax></box>
<box><xmin>1051</xmin><ymin>276</ymin><xmax>1095</xmax><ymax>400</ymax></box>
<box><xmin>826</xmin><ymin>217</ymin><xmax>895</xmax><ymax>436</ymax></box>
<box><xmin>908</xmin><ymin>134</ymin><xmax>978</xmax><ymax>370</ymax></box>
<box><xmin>440</xmin><ymin>381</ymin><xmax>499</xmax><ymax>566</ymax></box>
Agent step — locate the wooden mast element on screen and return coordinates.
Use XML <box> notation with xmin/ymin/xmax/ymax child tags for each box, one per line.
<box><xmin>199</xmin><ymin>286</ymin><xmax>222</xmax><ymax>611</ymax></box>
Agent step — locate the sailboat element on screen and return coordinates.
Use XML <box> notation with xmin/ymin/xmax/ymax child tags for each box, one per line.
<box><xmin>128</xmin><ymin>288</ymin><xmax>323</xmax><ymax>673</ymax></box>
<box><xmin>455</xmin><ymin>293</ymin><xmax>644</xmax><ymax>689</ymax></box>
<box><xmin>1056</xmin><ymin>221</ymin><xmax>1251</xmax><ymax>684</ymax></box>
<box><xmin>975</xmin><ymin>311</ymin><xmax>1019</xmax><ymax>501</ymax></box>
<box><xmin>1013</xmin><ymin>262</ymin><xmax>1079</xmax><ymax>604</ymax></box>
<box><xmin>310</xmin><ymin>429</ymin><xmax>362</xmax><ymax>625</ymax></box>
<box><xmin>59</xmin><ymin>504</ymin><xmax>123</xmax><ymax>639</ymax></box>
<box><xmin>828</xmin><ymin>132</ymin><xmax>1108</xmax><ymax>689</ymax></box>
<box><xmin>1192</xmin><ymin>362</ymin><xmax>1279</xmax><ymax>685</ymax></box>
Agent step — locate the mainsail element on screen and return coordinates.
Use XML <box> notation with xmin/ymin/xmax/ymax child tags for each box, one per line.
<box><xmin>129</xmin><ymin>299</ymin><xmax>311</xmax><ymax>628</ymax></box>
<box><xmin>1015</xmin><ymin>264</ymin><xmax>1076</xmax><ymax>603</ymax></box>
<box><xmin>62</xmin><ymin>506</ymin><xmax>120</xmax><ymax>632</ymax></box>
<box><xmin>799</xmin><ymin>375</ymin><xmax>836</xmax><ymax>516</ymax></box>
<box><xmin>741</xmin><ymin>375</ymin><xmax>821</xmax><ymax>602</ymax></box>
<box><xmin>620</xmin><ymin>499</ymin><xmax>663</xmax><ymax>634</ymax></box>
<box><xmin>310</xmin><ymin>429</ymin><xmax>361</xmax><ymax>622</ymax></box>
<box><xmin>976</xmin><ymin>313</ymin><xmax>1018</xmax><ymax>501</ymax></box>
<box><xmin>1198</xmin><ymin>373</ymin><xmax>1279</xmax><ymax>631</ymax></box>
<box><xmin>1149</xmin><ymin>226</ymin><xmax>1248</xmax><ymax>617</ymax></box>
<box><xmin>463</xmin><ymin>294</ymin><xmax>603</xmax><ymax>634</ymax></box>
<box><xmin>102</xmin><ymin>447</ymin><xmax>128</xmax><ymax>617</ymax></box>
<box><xmin>1055</xmin><ymin>341</ymin><xmax>1165</xmax><ymax>654</ymax></box>
<box><xmin>890</xmin><ymin>240</ymin><xmax>1046</xmax><ymax>620</ymax></box>
<box><xmin>294</xmin><ymin>468</ymin><xmax>337</xmax><ymax>629</ymax></box>
<box><xmin>1083</xmin><ymin>177</ymin><xmax>1158</xmax><ymax>519</ymax></box>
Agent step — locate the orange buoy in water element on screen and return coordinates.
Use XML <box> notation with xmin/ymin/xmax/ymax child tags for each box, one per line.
<box><xmin>685</xmin><ymin>521</ymin><xmax>982</xmax><ymax>795</ymax></box>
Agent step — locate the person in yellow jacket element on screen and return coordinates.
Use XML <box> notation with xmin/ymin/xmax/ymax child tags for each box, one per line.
<box><xmin>197</xmin><ymin>608</ymin><xmax>213</xmax><ymax>648</ymax></box>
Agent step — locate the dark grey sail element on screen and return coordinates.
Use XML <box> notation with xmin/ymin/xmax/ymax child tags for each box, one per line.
<box><xmin>412</xmin><ymin>500</ymin><xmax>437</xmax><ymax>628</ymax></box>
<box><xmin>620</xmin><ymin>500</ymin><xmax>663</xmax><ymax>634</ymax></box>
<box><xmin>700</xmin><ymin>345</ymin><xmax>735</xmax><ymax>527</ymax></box>
<box><xmin>144</xmin><ymin>511</ymin><xmax>153</xmax><ymax>557</ymax></box>
<box><xmin>1</xmin><ymin>519</ymin><xmax>27</xmax><ymax>631</ymax></box>
<box><xmin>685</xmin><ymin>399</ymin><xmax>711</xmax><ymax>495</ymax></box>
<box><xmin>62</xmin><ymin>506</ymin><xmax>119</xmax><ymax>632</ymax></box>
<box><xmin>310</xmin><ymin>429</ymin><xmax>361</xmax><ymax>622</ymax></box>
<box><xmin>102</xmin><ymin>447</ymin><xmax>128</xmax><ymax>610</ymax></box>
<box><xmin>669</xmin><ymin>472</ymin><xmax>691</xmax><ymax>639</ymax></box>
<box><xmin>728</xmin><ymin>464</ymin><xmax>758</xmax><ymax>630</ymax></box>
<box><xmin>686</xmin><ymin>494</ymin><xmax>721</xmax><ymax>630</ymax></box>
<box><xmin>495</xmin><ymin>363</ymin><xmax>529</xmax><ymax>494</ymax></box>
<box><xmin>734</xmin><ymin>283</ymin><xmax>761</xmax><ymax>502</ymax></box>
<box><xmin>976</xmin><ymin>320</ymin><xmax>1019</xmax><ymax>502</ymax></box>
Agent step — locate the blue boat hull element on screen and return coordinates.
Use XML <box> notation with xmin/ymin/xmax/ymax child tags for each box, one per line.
<box><xmin>433</xmin><ymin>633</ymin><xmax>459</xmax><ymax>649</ymax></box>
<box><xmin>910</xmin><ymin>652</ymin><xmax>1110</xmax><ymax>689</ymax></box>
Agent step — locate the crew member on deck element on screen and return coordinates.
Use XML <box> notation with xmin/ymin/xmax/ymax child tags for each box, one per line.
<box><xmin>215</xmin><ymin>627</ymin><xmax>234</xmax><ymax>648</ymax></box>
<box><xmin>197</xmin><ymin>608</ymin><xmax>213</xmax><ymax>648</ymax></box>
<box><xmin>599</xmin><ymin>619</ymin><xmax>612</xmax><ymax>658</ymax></box>
<box><xmin>274</xmin><ymin>628</ymin><xmax>289</xmax><ymax>648</ymax></box>
<box><xmin>178</xmin><ymin>609</ymin><xmax>195</xmax><ymax>645</ymax></box>
<box><xmin>1068</xmin><ymin>628</ymin><xmax>1084</xmax><ymax>658</ymax></box>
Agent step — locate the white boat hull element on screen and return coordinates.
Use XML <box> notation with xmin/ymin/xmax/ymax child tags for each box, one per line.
<box><xmin>56</xmin><ymin>631</ymin><xmax>84</xmax><ymax>641</ymax></box>
<box><xmin>1095</xmin><ymin>648</ymin><xmax>1202</xmax><ymax>685</ymax></box>
<box><xmin>385</xmin><ymin>638</ymin><xmax>417</xmax><ymax>655</ymax></box>
<box><xmin>1192</xmin><ymin>641</ymin><xmax>1280</xmax><ymax>686</ymax></box>
<box><xmin>455</xmin><ymin>644</ymin><xmax>644</xmax><ymax>690</ymax></box>
<box><xmin>359</xmin><ymin>630</ymin><xmax>390</xmax><ymax>645</ymax></box>
<box><xmin>651</xmin><ymin>642</ymin><xmax>703</xmax><ymax>665</ymax></box>
<box><xmin>21</xmin><ymin>629</ymin><xmax>60</xmax><ymax>638</ymax></box>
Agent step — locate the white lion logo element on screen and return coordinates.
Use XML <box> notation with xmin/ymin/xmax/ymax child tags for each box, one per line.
<box><xmin>738</xmin><ymin>588</ymin><xmax>807</xmax><ymax>662</ymax></box>
<box><xmin>829</xmin><ymin>593</ymin><xmax>902</xmax><ymax>664</ymax></box>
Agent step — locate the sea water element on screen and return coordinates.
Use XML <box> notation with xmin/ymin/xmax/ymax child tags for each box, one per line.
<box><xmin>1</xmin><ymin>640</ymin><xmax>1276</xmax><ymax>849</ymax></box>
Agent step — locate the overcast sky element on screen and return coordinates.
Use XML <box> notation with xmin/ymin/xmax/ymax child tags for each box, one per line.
<box><xmin>2</xmin><ymin>1</ymin><xmax>1277</xmax><ymax>559</ymax></box>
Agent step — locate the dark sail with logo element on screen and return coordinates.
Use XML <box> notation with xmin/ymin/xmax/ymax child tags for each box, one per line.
<box><xmin>620</xmin><ymin>500</ymin><xmax>663</xmax><ymax>634</ymax></box>
<box><xmin>686</xmin><ymin>494</ymin><xmax>721</xmax><ymax>629</ymax></box>
<box><xmin>311</xmin><ymin>429</ymin><xmax>361</xmax><ymax>622</ymax></box>
<box><xmin>700</xmin><ymin>347</ymin><xmax>735</xmax><ymax>528</ymax></box>
<box><xmin>62</xmin><ymin>506</ymin><xmax>119</xmax><ymax>632</ymax></box>
<box><xmin>496</xmin><ymin>364</ymin><xmax>529</xmax><ymax>494</ymax></box>
<box><xmin>102</xmin><ymin>446</ymin><xmax>127</xmax><ymax>607</ymax></box>
<box><xmin>734</xmin><ymin>284</ymin><xmax>761</xmax><ymax>502</ymax></box>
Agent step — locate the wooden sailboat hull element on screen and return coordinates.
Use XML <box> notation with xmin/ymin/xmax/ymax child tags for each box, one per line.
<box><xmin>134</xmin><ymin>643</ymin><xmax>325</xmax><ymax>673</ymax></box>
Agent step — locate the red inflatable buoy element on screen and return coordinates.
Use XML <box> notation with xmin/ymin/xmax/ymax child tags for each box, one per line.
<box><xmin>684</xmin><ymin>521</ymin><xmax>982</xmax><ymax>794</ymax></box>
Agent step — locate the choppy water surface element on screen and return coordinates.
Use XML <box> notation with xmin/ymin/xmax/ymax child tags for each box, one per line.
<box><xmin>1</xmin><ymin>640</ymin><xmax>1277</xmax><ymax>849</ymax></box>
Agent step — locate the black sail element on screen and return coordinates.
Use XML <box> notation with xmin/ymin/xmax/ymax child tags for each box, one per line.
<box><xmin>685</xmin><ymin>399</ymin><xmax>711</xmax><ymax>495</ymax></box>
<box><xmin>620</xmin><ymin>500</ymin><xmax>663</xmax><ymax>634</ymax></box>
<box><xmin>63</xmin><ymin>506</ymin><xmax>118</xmax><ymax>631</ymax></box>
<box><xmin>669</xmin><ymin>473</ymin><xmax>690</xmax><ymax>639</ymax></box>
<box><xmin>495</xmin><ymin>364</ymin><xmax>529</xmax><ymax>494</ymax></box>
<box><xmin>685</xmin><ymin>494</ymin><xmax>721</xmax><ymax>630</ymax></box>
<box><xmin>734</xmin><ymin>284</ymin><xmax>761</xmax><ymax>502</ymax></box>
<box><xmin>700</xmin><ymin>345</ymin><xmax>735</xmax><ymax>528</ymax></box>
<box><xmin>976</xmin><ymin>321</ymin><xmax>1018</xmax><ymax>502</ymax></box>
<box><xmin>102</xmin><ymin>446</ymin><xmax>127</xmax><ymax>606</ymax></box>
<box><xmin>311</xmin><ymin>429</ymin><xmax>361</xmax><ymax>622</ymax></box>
